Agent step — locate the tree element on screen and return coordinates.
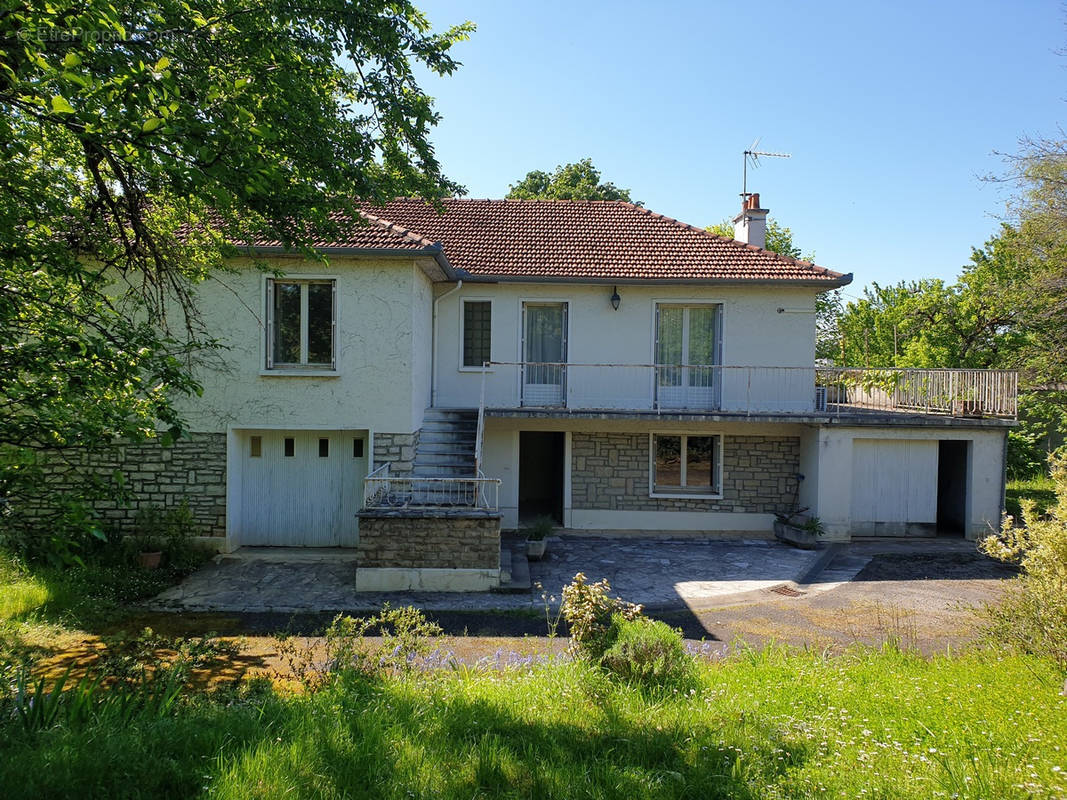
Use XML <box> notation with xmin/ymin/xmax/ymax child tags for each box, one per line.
<box><xmin>835</xmin><ymin>226</ymin><xmax>1031</xmax><ymax>369</ymax></box>
<box><xmin>0</xmin><ymin>0</ymin><xmax>473</xmax><ymax>551</ymax></box>
<box><xmin>506</xmin><ymin>158</ymin><xmax>636</xmax><ymax>203</ymax></box>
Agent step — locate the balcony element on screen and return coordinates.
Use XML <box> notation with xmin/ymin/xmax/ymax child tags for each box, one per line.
<box><xmin>474</xmin><ymin>362</ymin><xmax>1018</xmax><ymax>420</ymax></box>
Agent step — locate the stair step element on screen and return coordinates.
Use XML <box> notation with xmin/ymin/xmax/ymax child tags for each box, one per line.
<box><xmin>412</xmin><ymin>466</ymin><xmax>477</xmax><ymax>478</ymax></box>
<box><xmin>423</xmin><ymin>409</ymin><xmax>478</xmax><ymax>420</ymax></box>
<box><xmin>418</xmin><ymin>443</ymin><xmax>475</xmax><ymax>455</ymax></box>
<box><xmin>419</xmin><ymin>431</ymin><xmax>477</xmax><ymax>444</ymax></box>
<box><xmin>420</xmin><ymin>421</ymin><xmax>477</xmax><ymax>432</ymax></box>
<box><xmin>414</xmin><ymin>453</ymin><xmax>476</xmax><ymax>467</ymax></box>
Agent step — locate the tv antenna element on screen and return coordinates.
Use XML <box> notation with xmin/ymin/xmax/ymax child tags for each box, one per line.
<box><xmin>742</xmin><ymin>138</ymin><xmax>791</xmax><ymax>200</ymax></box>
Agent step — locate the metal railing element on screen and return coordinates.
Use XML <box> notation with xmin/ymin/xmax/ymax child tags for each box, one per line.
<box><xmin>816</xmin><ymin>368</ymin><xmax>1018</xmax><ymax>418</ymax></box>
<box><xmin>363</xmin><ymin>463</ymin><xmax>501</xmax><ymax>512</ymax></box>
<box><xmin>472</xmin><ymin>362</ymin><xmax>1017</xmax><ymax>419</ymax></box>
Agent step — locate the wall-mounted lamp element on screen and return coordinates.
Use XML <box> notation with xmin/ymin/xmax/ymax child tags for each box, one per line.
<box><xmin>610</xmin><ymin>286</ymin><xmax>621</xmax><ymax>311</ymax></box>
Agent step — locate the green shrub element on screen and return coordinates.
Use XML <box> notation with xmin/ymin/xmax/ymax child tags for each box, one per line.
<box><xmin>980</xmin><ymin>450</ymin><xmax>1067</xmax><ymax>668</ymax></box>
<box><xmin>599</xmin><ymin>614</ymin><xmax>694</xmax><ymax>688</ymax></box>
<box><xmin>559</xmin><ymin>572</ymin><xmax>643</xmax><ymax>658</ymax></box>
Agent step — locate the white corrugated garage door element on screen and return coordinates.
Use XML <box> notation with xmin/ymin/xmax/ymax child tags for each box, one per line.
<box><xmin>236</xmin><ymin>430</ymin><xmax>367</xmax><ymax>546</ymax></box>
<box><xmin>850</xmin><ymin>439</ymin><xmax>938</xmax><ymax>536</ymax></box>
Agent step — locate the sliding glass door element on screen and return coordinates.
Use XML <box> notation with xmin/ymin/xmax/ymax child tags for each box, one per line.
<box><xmin>655</xmin><ymin>304</ymin><xmax>721</xmax><ymax>409</ymax></box>
<box><xmin>522</xmin><ymin>302</ymin><xmax>567</xmax><ymax>406</ymax></box>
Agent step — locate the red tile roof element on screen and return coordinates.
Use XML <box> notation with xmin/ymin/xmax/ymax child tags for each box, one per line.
<box><xmin>250</xmin><ymin>198</ymin><xmax>850</xmax><ymax>286</ymax></box>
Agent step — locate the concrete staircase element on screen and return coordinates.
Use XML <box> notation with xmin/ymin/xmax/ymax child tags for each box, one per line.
<box><xmin>413</xmin><ymin>409</ymin><xmax>478</xmax><ymax>478</ymax></box>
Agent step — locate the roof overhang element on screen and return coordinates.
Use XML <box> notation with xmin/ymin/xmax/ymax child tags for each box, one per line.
<box><xmin>238</xmin><ymin>244</ymin><xmax>459</xmax><ymax>282</ymax></box>
<box><xmin>450</xmin><ymin>272</ymin><xmax>854</xmax><ymax>289</ymax></box>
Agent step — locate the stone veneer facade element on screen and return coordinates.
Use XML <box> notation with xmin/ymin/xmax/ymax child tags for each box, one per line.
<box><xmin>356</xmin><ymin>511</ymin><xmax>501</xmax><ymax>570</ymax></box>
<box><xmin>571</xmin><ymin>432</ymin><xmax>800</xmax><ymax>514</ymax></box>
<box><xmin>31</xmin><ymin>433</ymin><xmax>227</xmax><ymax>537</ymax></box>
<box><xmin>372</xmin><ymin>431</ymin><xmax>419</xmax><ymax>475</ymax></box>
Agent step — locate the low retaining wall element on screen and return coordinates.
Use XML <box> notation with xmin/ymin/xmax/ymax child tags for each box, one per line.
<box><xmin>355</xmin><ymin>510</ymin><xmax>502</xmax><ymax>591</ymax></box>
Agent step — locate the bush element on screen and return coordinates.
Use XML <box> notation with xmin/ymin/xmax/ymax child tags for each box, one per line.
<box><xmin>598</xmin><ymin>614</ymin><xmax>694</xmax><ymax>688</ymax></box>
<box><xmin>559</xmin><ymin>572</ymin><xmax>643</xmax><ymax>658</ymax></box>
<box><xmin>980</xmin><ymin>450</ymin><xmax>1067</xmax><ymax>668</ymax></box>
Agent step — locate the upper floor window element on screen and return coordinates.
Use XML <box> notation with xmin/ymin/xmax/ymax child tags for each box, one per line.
<box><xmin>462</xmin><ymin>299</ymin><xmax>492</xmax><ymax>368</ymax></box>
<box><xmin>266</xmin><ymin>279</ymin><xmax>336</xmax><ymax>370</ymax></box>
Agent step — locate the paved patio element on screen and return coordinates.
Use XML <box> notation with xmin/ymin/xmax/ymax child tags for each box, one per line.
<box><xmin>148</xmin><ymin>534</ymin><xmax>839</xmax><ymax>614</ymax></box>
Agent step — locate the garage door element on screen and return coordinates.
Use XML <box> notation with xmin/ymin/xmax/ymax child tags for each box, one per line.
<box><xmin>236</xmin><ymin>430</ymin><xmax>367</xmax><ymax>546</ymax></box>
<box><xmin>850</xmin><ymin>439</ymin><xmax>938</xmax><ymax>536</ymax></box>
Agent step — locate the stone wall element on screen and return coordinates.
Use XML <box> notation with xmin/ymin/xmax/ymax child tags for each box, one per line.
<box><xmin>28</xmin><ymin>433</ymin><xmax>227</xmax><ymax>537</ymax></box>
<box><xmin>571</xmin><ymin>432</ymin><xmax>800</xmax><ymax>514</ymax></box>
<box><xmin>373</xmin><ymin>431</ymin><xmax>419</xmax><ymax>476</ymax></box>
<box><xmin>356</xmin><ymin>511</ymin><xmax>501</xmax><ymax>569</ymax></box>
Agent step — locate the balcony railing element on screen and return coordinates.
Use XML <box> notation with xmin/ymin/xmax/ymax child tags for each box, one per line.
<box><xmin>474</xmin><ymin>362</ymin><xmax>1018</xmax><ymax>420</ymax></box>
<box><xmin>362</xmin><ymin>463</ymin><xmax>501</xmax><ymax>512</ymax></box>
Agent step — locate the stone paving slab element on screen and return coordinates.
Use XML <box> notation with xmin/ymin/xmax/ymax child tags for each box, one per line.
<box><xmin>148</xmin><ymin>535</ymin><xmax>825</xmax><ymax>614</ymax></box>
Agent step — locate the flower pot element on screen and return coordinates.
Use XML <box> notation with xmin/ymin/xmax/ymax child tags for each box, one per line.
<box><xmin>138</xmin><ymin>550</ymin><xmax>163</xmax><ymax>569</ymax></box>
<box><xmin>526</xmin><ymin>539</ymin><xmax>547</xmax><ymax>561</ymax></box>
<box><xmin>773</xmin><ymin>520</ymin><xmax>818</xmax><ymax>551</ymax></box>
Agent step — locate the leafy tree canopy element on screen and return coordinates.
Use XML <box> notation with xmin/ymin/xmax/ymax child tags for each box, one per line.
<box><xmin>506</xmin><ymin>158</ymin><xmax>636</xmax><ymax>203</ymax></box>
<box><xmin>0</xmin><ymin>0</ymin><xmax>472</xmax><ymax>542</ymax></box>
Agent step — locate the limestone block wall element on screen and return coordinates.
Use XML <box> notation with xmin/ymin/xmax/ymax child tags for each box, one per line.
<box><xmin>570</xmin><ymin>432</ymin><xmax>800</xmax><ymax>514</ymax></box>
<box><xmin>356</xmin><ymin>512</ymin><xmax>500</xmax><ymax>569</ymax></box>
<box><xmin>373</xmin><ymin>431</ymin><xmax>419</xmax><ymax>476</ymax></box>
<box><xmin>29</xmin><ymin>433</ymin><xmax>227</xmax><ymax>537</ymax></box>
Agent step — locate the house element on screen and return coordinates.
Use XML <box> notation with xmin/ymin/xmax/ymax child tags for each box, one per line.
<box><xmin>77</xmin><ymin>194</ymin><xmax>1017</xmax><ymax>590</ymax></box>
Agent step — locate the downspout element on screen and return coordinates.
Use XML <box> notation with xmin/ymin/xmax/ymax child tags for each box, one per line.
<box><xmin>431</xmin><ymin>279</ymin><xmax>462</xmax><ymax>408</ymax></box>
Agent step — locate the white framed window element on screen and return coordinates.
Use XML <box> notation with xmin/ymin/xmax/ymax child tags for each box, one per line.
<box><xmin>461</xmin><ymin>299</ymin><xmax>492</xmax><ymax>368</ymax></box>
<box><xmin>265</xmin><ymin>279</ymin><xmax>336</xmax><ymax>370</ymax></box>
<box><xmin>649</xmin><ymin>433</ymin><xmax>723</xmax><ymax>498</ymax></box>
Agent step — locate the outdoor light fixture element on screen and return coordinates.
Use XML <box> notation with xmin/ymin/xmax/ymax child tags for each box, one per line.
<box><xmin>610</xmin><ymin>286</ymin><xmax>621</xmax><ymax>311</ymax></box>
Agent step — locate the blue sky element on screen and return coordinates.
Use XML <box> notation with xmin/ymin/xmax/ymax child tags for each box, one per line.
<box><xmin>412</xmin><ymin>0</ymin><xmax>1064</xmax><ymax>296</ymax></box>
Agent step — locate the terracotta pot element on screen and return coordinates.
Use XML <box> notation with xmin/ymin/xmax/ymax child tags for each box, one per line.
<box><xmin>138</xmin><ymin>551</ymin><xmax>163</xmax><ymax>569</ymax></box>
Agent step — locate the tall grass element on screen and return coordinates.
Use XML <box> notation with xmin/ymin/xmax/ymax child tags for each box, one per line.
<box><xmin>0</xmin><ymin>649</ymin><xmax>1063</xmax><ymax>799</ymax></box>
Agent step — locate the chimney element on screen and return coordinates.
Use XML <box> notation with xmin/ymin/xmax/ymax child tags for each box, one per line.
<box><xmin>732</xmin><ymin>192</ymin><xmax>768</xmax><ymax>249</ymax></box>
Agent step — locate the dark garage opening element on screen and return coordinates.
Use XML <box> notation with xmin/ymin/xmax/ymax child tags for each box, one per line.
<box><xmin>519</xmin><ymin>431</ymin><xmax>565</xmax><ymax>525</ymax></box>
<box><xmin>937</xmin><ymin>440</ymin><xmax>969</xmax><ymax>536</ymax></box>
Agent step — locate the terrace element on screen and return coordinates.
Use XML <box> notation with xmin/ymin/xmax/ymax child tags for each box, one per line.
<box><xmin>475</xmin><ymin>362</ymin><xmax>1019</xmax><ymax>422</ymax></box>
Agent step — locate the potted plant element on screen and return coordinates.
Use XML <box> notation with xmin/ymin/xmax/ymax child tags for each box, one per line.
<box><xmin>131</xmin><ymin>506</ymin><xmax>168</xmax><ymax>569</ymax></box>
<box><xmin>773</xmin><ymin>512</ymin><xmax>825</xmax><ymax>550</ymax></box>
<box><xmin>524</xmin><ymin>516</ymin><xmax>554</xmax><ymax>560</ymax></box>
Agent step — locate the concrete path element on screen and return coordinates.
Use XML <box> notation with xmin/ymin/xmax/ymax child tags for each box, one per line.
<box><xmin>148</xmin><ymin>535</ymin><xmax>834</xmax><ymax>614</ymax></box>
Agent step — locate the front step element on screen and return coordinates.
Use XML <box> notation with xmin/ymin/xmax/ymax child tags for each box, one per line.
<box><xmin>412</xmin><ymin>465</ymin><xmax>477</xmax><ymax>478</ymax></box>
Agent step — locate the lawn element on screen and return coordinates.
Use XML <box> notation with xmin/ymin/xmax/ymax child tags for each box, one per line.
<box><xmin>2</xmin><ymin>550</ymin><xmax>1066</xmax><ymax>799</ymax></box>
<box><xmin>1006</xmin><ymin>473</ymin><xmax>1057</xmax><ymax>519</ymax></box>
<box><xmin>0</xmin><ymin>647</ymin><xmax>1064</xmax><ymax>799</ymax></box>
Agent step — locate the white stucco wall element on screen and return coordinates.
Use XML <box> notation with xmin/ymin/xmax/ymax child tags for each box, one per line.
<box><xmin>175</xmin><ymin>256</ymin><xmax>427</xmax><ymax>434</ymax></box>
<box><xmin>433</xmin><ymin>283</ymin><xmax>820</xmax><ymax>411</ymax></box>
<box><xmin>809</xmin><ymin>426</ymin><xmax>1008</xmax><ymax>541</ymax></box>
<box><xmin>410</xmin><ymin>269</ymin><xmax>434</xmax><ymax>432</ymax></box>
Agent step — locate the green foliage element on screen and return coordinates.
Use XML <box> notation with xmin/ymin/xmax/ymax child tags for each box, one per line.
<box><xmin>598</xmin><ymin>614</ymin><xmax>694</xmax><ymax>688</ymax></box>
<box><xmin>0</xmin><ymin>650</ymin><xmax>1064</xmax><ymax>798</ymax></box>
<box><xmin>559</xmin><ymin>572</ymin><xmax>644</xmax><ymax>658</ymax></box>
<box><xmin>980</xmin><ymin>451</ymin><xmax>1067</xmax><ymax>668</ymax></box>
<box><xmin>275</xmin><ymin>606</ymin><xmax>444</xmax><ymax>689</ymax></box>
<box><xmin>0</xmin><ymin>1</ymin><xmax>473</xmax><ymax>538</ymax></box>
<box><xmin>523</xmin><ymin>515</ymin><xmax>554</xmax><ymax>541</ymax></box>
<box><xmin>506</xmin><ymin>158</ymin><xmax>637</xmax><ymax>203</ymax></box>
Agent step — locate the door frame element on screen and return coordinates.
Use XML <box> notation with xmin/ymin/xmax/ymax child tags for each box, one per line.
<box><xmin>520</xmin><ymin>300</ymin><xmax>569</xmax><ymax>407</ymax></box>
